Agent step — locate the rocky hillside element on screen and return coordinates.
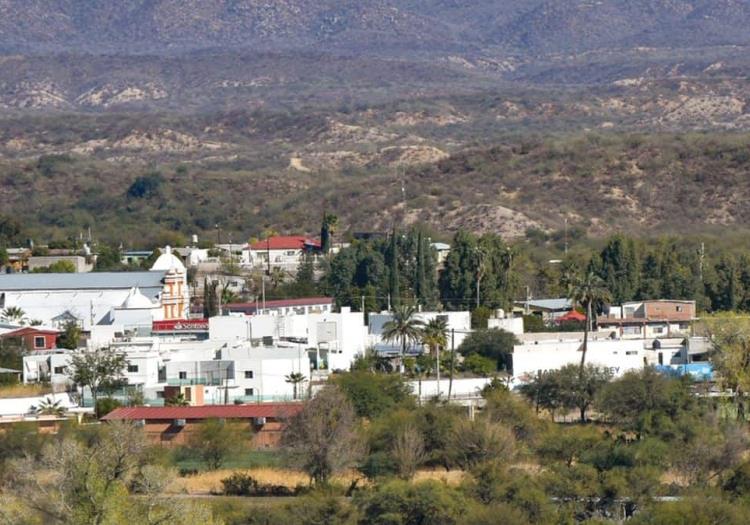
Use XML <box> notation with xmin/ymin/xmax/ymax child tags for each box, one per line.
<box><xmin>1</xmin><ymin>0</ymin><xmax>749</xmax><ymax>55</ymax></box>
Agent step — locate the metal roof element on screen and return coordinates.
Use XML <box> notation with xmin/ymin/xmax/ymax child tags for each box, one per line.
<box><xmin>515</xmin><ymin>298</ymin><xmax>573</xmax><ymax>311</ymax></box>
<box><xmin>0</xmin><ymin>271</ymin><xmax>165</xmax><ymax>291</ymax></box>
<box><xmin>101</xmin><ymin>403</ymin><xmax>303</xmax><ymax>421</ymax></box>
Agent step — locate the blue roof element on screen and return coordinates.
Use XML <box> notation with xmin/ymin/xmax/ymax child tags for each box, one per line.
<box><xmin>0</xmin><ymin>271</ymin><xmax>165</xmax><ymax>291</ymax></box>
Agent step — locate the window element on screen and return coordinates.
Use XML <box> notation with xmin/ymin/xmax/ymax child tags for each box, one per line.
<box><xmin>34</xmin><ymin>336</ymin><xmax>46</xmax><ymax>348</ymax></box>
<box><xmin>156</xmin><ymin>391</ymin><xmax>165</xmax><ymax>398</ymax></box>
<box><xmin>625</xmin><ymin>351</ymin><xmax>638</xmax><ymax>356</ymax></box>
<box><xmin>244</xmin><ymin>371</ymin><xmax>254</xmax><ymax>379</ymax></box>
<box><xmin>679</xmin><ymin>322</ymin><xmax>690</xmax><ymax>330</ymax></box>
<box><xmin>127</xmin><ymin>364</ymin><xmax>139</xmax><ymax>373</ymax></box>
<box><xmin>178</xmin><ymin>371</ymin><xmax>187</xmax><ymax>380</ymax></box>
<box><xmin>53</xmin><ymin>366</ymin><xmax>66</xmax><ymax>374</ymax></box>
<box><xmin>676</xmin><ymin>306</ymin><xmax>683</xmax><ymax>312</ymax></box>
<box><xmin>623</xmin><ymin>326</ymin><xmax>641</xmax><ymax>335</ymax></box>
<box><xmin>285</xmin><ymin>250</ymin><xmax>296</xmax><ymax>256</ymax></box>
<box><xmin>244</xmin><ymin>388</ymin><xmax>254</xmax><ymax>396</ymax></box>
<box><xmin>652</xmin><ymin>326</ymin><xmax>665</xmax><ymax>334</ymax></box>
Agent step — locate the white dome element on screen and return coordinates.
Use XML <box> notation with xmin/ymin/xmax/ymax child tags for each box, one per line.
<box><xmin>150</xmin><ymin>246</ymin><xmax>186</xmax><ymax>272</ymax></box>
<box><xmin>120</xmin><ymin>287</ymin><xmax>156</xmax><ymax>309</ymax></box>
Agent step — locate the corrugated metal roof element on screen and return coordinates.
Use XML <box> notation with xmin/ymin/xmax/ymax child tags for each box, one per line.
<box><xmin>226</xmin><ymin>297</ymin><xmax>334</xmax><ymax>313</ymax></box>
<box><xmin>101</xmin><ymin>403</ymin><xmax>303</xmax><ymax>421</ymax></box>
<box><xmin>515</xmin><ymin>298</ymin><xmax>573</xmax><ymax>311</ymax></box>
<box><xmin>0</xmin><ymin>271</ymin><xmax>165</xmax><ymax>291</ymax></box>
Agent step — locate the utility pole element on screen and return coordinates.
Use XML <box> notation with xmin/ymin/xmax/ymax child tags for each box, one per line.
<box><xmin>564</xmin><ymin>218</ymin><xmax>569</xmax><ymax>255</ymax></box>
<box><xmin>436</xmin><ymin>338</ymin><xmax>441</xmax><ymax>400</ymax></box>
<box><xmin>699</xmin><ymin>242</ymin><xmax>705</xmax><ymax>282</ymax></box>
<box><xmin>448</xmin><ymin>328</ymin><xmax>455</xmax><ymax>400</ymax></box>
<box><xmin>261</xmin><ymin>275</ymin><xmax>266</xmax><ymax>311</ymax></box>
<box><xmin>361</xmin><ymin>295</ymin><xmax>365</xmax><ymax>314</ymax></box>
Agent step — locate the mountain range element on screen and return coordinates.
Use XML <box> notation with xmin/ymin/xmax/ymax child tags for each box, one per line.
<box><xmin>1</xmin><ymin>0</ymin><xmax>750</xmax><ymax>56</ymax></box>
<box><xmin>1</xmin><ymin>1</ymin><xmax>750</xmax><ymax>242</ymax></box>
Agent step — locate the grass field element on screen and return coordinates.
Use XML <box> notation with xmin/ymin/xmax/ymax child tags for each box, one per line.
<box><xmin>0</xmin><ymin>383</ymin><xmax>52</xmax><ymax>399</ymax></box>
<box><xmin>174</xmin><ymin>449</ymin><xmax>284</xmax><ymax>473</ymax></box>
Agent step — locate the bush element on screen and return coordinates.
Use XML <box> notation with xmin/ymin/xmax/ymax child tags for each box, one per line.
<box><xmin>221</xmin><ymin>472</ymin><xmax>296</xmax><ymax>497</ymax></box>
<box><xmin>462</xmin><ymin>353</ymin><xmax>496</xmax><ymax>377</ymax></box>
<box><xmin>95</xmin><ymin>397</ymin><xmax>122</xmax><ymax>417</ymax></box>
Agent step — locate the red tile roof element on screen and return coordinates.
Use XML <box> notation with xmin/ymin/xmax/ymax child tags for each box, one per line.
<box><xmin>1</xmin><ymin>327</ymin><xmax>59</xmax><ymax>337</ymax></box>
<box><xmin>249</xmin><ymin>236</ymin><xmax>320</xmax><ymax>251</ymax></box>
<box><xmin>101</xmin><ymin>403</ymin><xmax>303</xmax><ymax>421</ymax></box>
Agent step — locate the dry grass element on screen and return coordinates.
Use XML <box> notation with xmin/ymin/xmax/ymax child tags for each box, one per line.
<box><xmin>0</xmin><ymin>383</ymin><xmax>51</xmax><ymax>398</ymax></box>
<box><xmin>168</xmin><ymin>467</ymin><xmax>471</xmax><ymax>495</ymax></box>
<box><xmin>413</xmin><ymin>469</ymin><xmax>466</xmax><ymax>485</ymax></box>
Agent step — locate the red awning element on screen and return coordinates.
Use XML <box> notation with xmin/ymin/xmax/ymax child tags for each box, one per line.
<box><xmin>557</xmin><ymin>310</ymin><xmax>586</xmax><ymax>323</ymax></box>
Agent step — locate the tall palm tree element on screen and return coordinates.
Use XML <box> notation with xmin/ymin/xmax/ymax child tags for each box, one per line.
<box><xmin>285</xmin><ymin>372</ymin><xmax>307</xmax><ymax>400</ymax></box>
<box><xmin>567</xmin><ymin>270</ymin><xmax>611</xmax><ymax>375</ymax></box>
<box><xmin>382</xmin><ymin>304</ymin><xmax>425</xmax><ymax>374</ymax></box>
<box><xmin>422</xmin><ymin>317</ymin><xmax>448</xmax><ymax>398</ymax></box>
<box><xmin>422</xmin><ymin>317</ymin><xmax>448</xmax><ymax>359</ymax></box>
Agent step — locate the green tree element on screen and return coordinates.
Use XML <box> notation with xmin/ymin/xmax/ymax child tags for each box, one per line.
<box><xmin>334</xmin><ymin>371</ymin><xmax>414</xmax><ymax>419</ymax></box>
<box><xmin>354</xmin><ymin>480</ymin><xmax>466</xmax><ymax>525</ymax></box>
<box><xmin>462</xmin><ymin>353</ymin><xmax>496</xmax><ymax>377</ymax></box>
<box><xmin>3</xmin><ymin>422</ymin><xmax>216</xmax><ymax>525</ymax></box>
<box><xmin>548</xmin><ymin>364</ymin><xmax>612</xmax><ymax>422</ymax></box>
<box><xmin>450</xmin><ymin>417</ymin><xmax>516</xmax><ymax>470</ymax></box>
<box><xmin>457</xmin><ymin>329</ymin><xmax>517</xmax><ymax>372</ymax></box>
<box><xmin>57</xmin><ymin>320</ymin><xmax>81</xmax><ymax>350</ymax></box>
<box><xmin>282</xmin><ymin>386</ymin><xmax>364</xmax><ymax>485</ymax></box>
<box><xmin>127</xmin><ymin>172</ymin><xmax>163</xmax><ymax>199</ymax></box>
<box><xmin>189</xmin><ymin>419</ymin><xmax>245</xmax><ymax>470</ymax></box>
<box><xmin>598</xmin><ymin>235</ymin><xmax>640</xmax><ymax>304</ymax></box>
<box><xmin>203</xmin><ymin>278</ymin><xmax>219</xmax><ymax>318</ymax></box>
<box><xmin>31</xmin><ymin>260</ymin><xmax>76</xmax><ymax>273</ymax></box>
<box><xmin>68</xmin><ymin>347</ymin><xmax>127</xmax><ymax>414</ymax></box>
<box><xmin>94</xmin><ymin>244</ymin><xmax>124</xmax><ymax>271</ymax></box>
<box><xmin>320</xmin><ymin>213</ymin><xmax>338</xmax><ymax>255</ymax></box>
<box><xmin>596</xmin><ymin>367</ymin><xmax>694</xmax><ymax>437</ymax></box>
<box><xmin>706</xmin><ymin>314</ymin><xmax>750</xmax><ymax>420</ymax></box>
<box><xmin>389</xmin><ymin>228</ymin><xmax>401</xmax><ymax>308</ymax></box>
<box><xmin>382</xmin><ymin>304</ymin><xmax>425</xmax><ymax>374</ymax></box>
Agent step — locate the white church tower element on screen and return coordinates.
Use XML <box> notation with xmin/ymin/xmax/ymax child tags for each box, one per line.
<box><xmin>150</xmin><ymin>246</ymin><xmax>189</xmax><ymax>320</ymax></box>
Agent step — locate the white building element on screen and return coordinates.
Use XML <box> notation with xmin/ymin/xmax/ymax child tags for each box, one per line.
<box><xmin>210</xmin><ymin>306</ymin><xmax>366</xmax><ymax>371</ymax></box>
<box><xmin>25</xmin><ymin>336</ymin><xmax>311</xmax><ymax>405</ymax></box>
<box><xmin>241</xmin><ymin>236</ymin><xmax>321</xmax><ymax>274</ymax></box>
<box><xmin>0</xmin><ymin>246</ymin><xmax>189</xmax><ymax>331</ymax></box>
<box><xmin>368</xmin><ymin>310</ymin><xmax>472</xmax><ymax>350</ymax></box>
<box><xmin>510</xmin><ymin>331</ymin><xmax>702</xmax><ymax>386</ymax></box>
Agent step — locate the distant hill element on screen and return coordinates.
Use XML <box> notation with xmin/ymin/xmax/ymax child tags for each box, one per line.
<box><xmin>1</xmin><ymin>1</ymin><xmax>750</xmax><ymax>55</ymax></box>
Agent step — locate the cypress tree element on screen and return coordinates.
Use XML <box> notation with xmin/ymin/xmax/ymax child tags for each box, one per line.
<box><xmin>415</xmin><ymin>231</ymin><xmax>427</xmax><ymax>306</ymax></box>
<box><xmin>389</xmin><ymin>229</ymin><xmax>400</xmax><ymax>309</ymax></box>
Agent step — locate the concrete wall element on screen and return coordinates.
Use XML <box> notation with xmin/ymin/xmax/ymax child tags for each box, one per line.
<box><xmin>512</xmin><ymin>338</ymin><xmax>647</xmax><ymax>384</ymax></box>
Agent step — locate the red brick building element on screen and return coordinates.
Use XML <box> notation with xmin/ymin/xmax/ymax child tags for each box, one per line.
<box><xmin>101</xmin><ymin>403</ymin><xmax>303</xmax><ymax>448</ymax></box>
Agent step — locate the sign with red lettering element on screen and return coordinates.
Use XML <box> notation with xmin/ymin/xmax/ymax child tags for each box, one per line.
<box><xmin>152</xmin><ymin>319</ymin><xmax>209</xmax><ymax>332</ymax></box>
